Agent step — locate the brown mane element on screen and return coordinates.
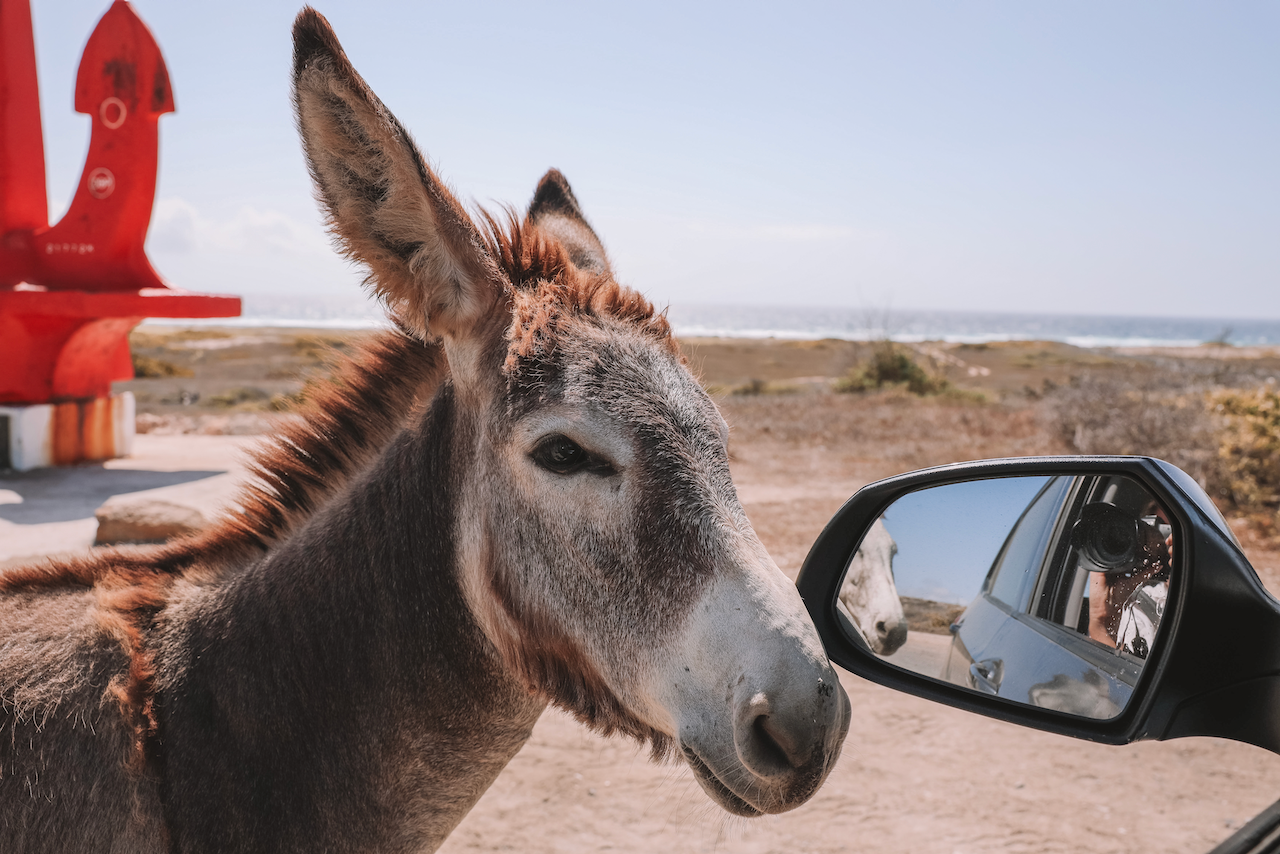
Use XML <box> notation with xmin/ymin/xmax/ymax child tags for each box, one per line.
<box><xmin>477</xmin><ymin>209</ymin><xmax>677</xmax><ymax>373</ymax></box>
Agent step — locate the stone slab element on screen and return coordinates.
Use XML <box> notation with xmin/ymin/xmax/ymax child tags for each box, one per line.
<box><xmin>0</xmin><ymin>433</ymin><xmax>255</xmax><ymax>564</ymax></box>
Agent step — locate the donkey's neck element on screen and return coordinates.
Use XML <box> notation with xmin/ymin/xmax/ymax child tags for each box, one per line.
<box><xmin>157</xmin><ymin>385</ymin><xmax>543</xmax><ymax>853</ymax></box>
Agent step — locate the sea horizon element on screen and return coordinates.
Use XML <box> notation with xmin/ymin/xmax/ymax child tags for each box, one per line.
<box><xmin>142</xmin><ymin>295</ymin><xmax>1280</xmax><ymax>350</ymax></box>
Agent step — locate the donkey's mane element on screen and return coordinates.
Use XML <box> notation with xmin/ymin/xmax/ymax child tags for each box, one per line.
<box><xmin>478</xmin><ymin>210</ymin><xmax>678</xmax><ymax>372</ymax></box>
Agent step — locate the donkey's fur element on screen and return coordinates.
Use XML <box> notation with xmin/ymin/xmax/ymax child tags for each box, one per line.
<box><xmin>0</xmin><ymin>9</ymin><xmax>848</xmax><ymax>852</ymax></box>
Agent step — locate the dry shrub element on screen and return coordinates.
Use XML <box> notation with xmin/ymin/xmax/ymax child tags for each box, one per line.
<box><xmin>1044</xmin><ymin>375</ymin><xmax>1217</xmax><ymax>485</ymax></box>
<box><xmin>705</xmin><ymin>378</ymin><xmax>804</xmax><ymax>397</ymax></box>
<box><xmin>1209</xmin><ymin>386</ymin><xmax>1280</xmax><ymax>522</ymax></box>
<box><xmin>835</xmin><ymin>341</ymin><xmax>949</xmax><ymax>396</ymax></box>
<box><xmin>206</xmin><ymin>386</ymin><xmax>272</xmax><ymax>408</ymax></box>
<box><xmin>131</xmin><ymin>353</ymin><xmax>193</xmax><ymax>379</ymax></box>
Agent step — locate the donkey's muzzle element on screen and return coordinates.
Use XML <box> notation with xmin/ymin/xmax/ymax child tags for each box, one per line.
<box><xmin>873</xmin><ymin>618</ymin><xmax>909</xmax><ymax>656</ymax></box>
<box><xmin>684</xmin><ymin>668</ymin><xmax>851</xmax><ymax>816</ymax></box>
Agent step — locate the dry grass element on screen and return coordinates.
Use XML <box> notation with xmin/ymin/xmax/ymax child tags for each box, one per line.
<box><xmin>131</xmin><ymin>353</ymin><xmax>194</xmax><ymax>379</ymax></box>
<box><xmin>721</xmin><ymin>389</ymin><xmax>1064</xmax><ymax>472</ymax></box>
<box><xmin>1043</xmin><ymin>373</ymin><xmax>1218</xmax><ymax>482</ymax></box>
<box><xmin>900</xmin><ymin>596</ymin><xmax>966</xmax><ymax>635</ymax></box>
<box><xmin>1043</xmin><ymin>374</ymin><xmax>1280</xmax><ymax>534</ymax></box>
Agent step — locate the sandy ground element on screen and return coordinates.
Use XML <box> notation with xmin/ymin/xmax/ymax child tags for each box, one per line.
<box><xmin>7</xmin><ymin>331</ymin><xmax>1280</xmax><ymax>852</ymax></box>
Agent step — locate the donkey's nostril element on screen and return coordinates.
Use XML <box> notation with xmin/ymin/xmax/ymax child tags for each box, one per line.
<box><xmin>880</xmin><ymin>621</ymin><xmax>908</xmax><ymax>654</ymax></box>
<box><xmin>875</xmin><ymin>620</ymin><xmax>887</xmax><ymax>634</ymax></box>
<box><xmin>752</xmin><ymin>715</ymin><xmax>793</xmax><ymax>770</ymax></box>
<box><xmin>747</xmin><ymin>710</ymin><xmax>809</xmax><ymax>775</ymax></box>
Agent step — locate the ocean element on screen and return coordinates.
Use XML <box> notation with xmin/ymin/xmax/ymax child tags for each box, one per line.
<box><xmin>145</xmin><ymin>294</ymin><xmax>1280</xmax><ymax>349</ymax></box>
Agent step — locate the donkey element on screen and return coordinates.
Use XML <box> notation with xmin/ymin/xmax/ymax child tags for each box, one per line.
<box><xmin>0</xmin><ymin>8</ymin><xmax>849</xmax><ymax>852</ymax></box>
<box><xmin>839</xmin><ymin>517</ymin><xmax>908</xmax><ymax>655</ymax></box>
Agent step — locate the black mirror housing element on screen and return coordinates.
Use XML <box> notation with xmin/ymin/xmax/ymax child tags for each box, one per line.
<box><xmin>797</xmin><ymin>456</ymin><xmax>1280</xmax><ymax>753</ymax></box>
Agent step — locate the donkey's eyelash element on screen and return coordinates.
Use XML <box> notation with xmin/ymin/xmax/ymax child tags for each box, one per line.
<box><xmin>531</xmin><ymin>435</ymin><xmax>617</xmax><ymax>477</ymax></box>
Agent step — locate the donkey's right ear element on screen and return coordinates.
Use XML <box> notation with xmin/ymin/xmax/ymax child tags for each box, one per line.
<box><xmin>291</xmin><ymin>8</ymin><xmax>505</xmax><ymax>341</ymax></box>
<box><xmin>526</xmin><ymin>170</ymin><xmax>612</xmax><ymax>276</ymax></box>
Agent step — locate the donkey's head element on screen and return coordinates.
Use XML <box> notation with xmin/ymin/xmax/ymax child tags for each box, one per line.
<box><xmin>292</xmin><ymin>8</ymin><xmax>849</xmax><ymax>816</ymax></box>
<box><xmin>839</xmin><ymin>518</ymin><xmax>908</xmax><ymax>655</ymax></box>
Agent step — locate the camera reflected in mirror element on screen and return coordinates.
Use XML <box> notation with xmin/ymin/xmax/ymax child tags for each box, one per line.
<box><xmin>836</xmin><ymin>474</ymin><xmax>1175</xmax><ymax>720</ymax></box>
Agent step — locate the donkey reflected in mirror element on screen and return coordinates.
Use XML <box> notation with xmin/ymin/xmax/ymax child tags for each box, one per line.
<box><xmin>839</xmin><ymin>517</ymin><xmax>908</xmax><ymax>655</ymax></box>
<box><xmin>0</xmin><ymin>8</ymin><xmax>849</xmax><ymax>853</ymax></box>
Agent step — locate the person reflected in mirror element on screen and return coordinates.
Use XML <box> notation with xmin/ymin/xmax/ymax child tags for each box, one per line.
<box><xmin>1087</xmin><ymin>504</ymin><xmax>1172</xmax><ymax>657</ymax></box>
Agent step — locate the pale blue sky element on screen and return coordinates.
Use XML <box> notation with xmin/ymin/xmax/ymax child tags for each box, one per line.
<box><xmin>26</xmin><ymin>1</ymin><xmax>1280</xmax><ymax>318</ymax></box>
<box><xmin>880</xmin><ymin>476</ymin><xmax>1050</xmax><ymax>604</ymax></box>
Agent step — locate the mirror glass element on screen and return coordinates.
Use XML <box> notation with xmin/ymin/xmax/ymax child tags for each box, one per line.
<box><xmin>837</xmin><ymin>474</ymin><xmax>1175</xmax><ymax>719</ymax></box>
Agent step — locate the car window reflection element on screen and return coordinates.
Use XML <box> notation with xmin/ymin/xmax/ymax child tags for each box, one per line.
<box><xmin>986</xmin><ymin>477</ymin><xmax>1073</xmax><ymax>611</ymax></box>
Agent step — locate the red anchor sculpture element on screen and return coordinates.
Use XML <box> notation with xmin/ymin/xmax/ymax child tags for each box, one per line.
<box><xmin>1</xmin><ymin>0</ymin><xmax>240</xmax><ymax>467</ymax></box>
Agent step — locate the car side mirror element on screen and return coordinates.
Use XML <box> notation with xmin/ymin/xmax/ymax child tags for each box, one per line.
<box><xmin>797</xmin><ymin>456</ymin><xmax>1280</xmax><ymax>753</ymax></box>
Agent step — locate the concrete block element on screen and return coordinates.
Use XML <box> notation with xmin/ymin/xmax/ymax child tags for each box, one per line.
<box><xmin>0</xmin><ymin>403</ymin><xmax>53</xmax><ymax>470</ymax></box>
<box><xmin>0</xmin><ymin>392</ymin><xmax>135</xmax><ymax>471</ymax></box>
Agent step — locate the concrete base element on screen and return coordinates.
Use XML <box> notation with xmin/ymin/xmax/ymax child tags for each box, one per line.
<box><xmin>0</xmin><ymin>391</ymin><xmax>134</xmax><ymax>471</ymax></box>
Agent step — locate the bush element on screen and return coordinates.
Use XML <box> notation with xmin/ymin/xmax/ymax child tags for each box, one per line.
<box><xmin>835</xmin><ymin>342</ymin><xmax>949</xmax><ymax>396</ymax></box>
<box><xmin>1209</xmin><ymin>386</ymin><xmax>1280</xmax><ymax>519</ymax></box>
<box><xmin>1044</xmin><ymin>375</ymin><xmax>1217</xmax><ymax>484</ymax></box>
<box><xmin>207</xmin><ymin>387</ymin><xmax>272</xmax><ymax>408</ymax></box>
<box><xmin>132</xmin><ymin>353</ymin><xmax>193</xmax><ymax>379</ymax></box>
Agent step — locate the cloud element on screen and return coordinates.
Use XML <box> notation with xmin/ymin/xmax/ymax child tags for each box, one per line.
<box><xmin>149</xmin><ymin>198</ymin><xmax>331</xmax><ymax>257</ymax></box>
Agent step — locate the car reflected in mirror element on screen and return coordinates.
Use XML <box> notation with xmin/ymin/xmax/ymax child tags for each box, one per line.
<box><xmin>836</xmin><ymin>474</ymin><xmax>1174</xmax><ymax>719</ymax></box>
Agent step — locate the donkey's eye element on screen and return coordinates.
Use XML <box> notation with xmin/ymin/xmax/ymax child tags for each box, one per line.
<box><xmin>531</xmin><ymin>435</ymin><xmax>616</xmax><ymax>477</ymax></box>
<box><xmin>532</xmin><ymin>435</ymin><xmax>590</xmax><ymax>474</ymax></box>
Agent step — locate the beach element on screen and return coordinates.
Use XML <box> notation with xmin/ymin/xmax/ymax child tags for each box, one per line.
<box><xmin>6</xmin><ymin>326</ymin><xmax>1280</xmax><ymax>852</ymax></box>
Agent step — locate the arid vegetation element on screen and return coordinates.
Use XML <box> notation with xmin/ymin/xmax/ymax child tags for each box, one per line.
<box><xmin>834</xmin><ymin>340</ymin><xmax>952</xmax><ymax>396</ymax></box>
<box><xmin>121</xmin><ymin>326</ymin><xmax>1280</xmax><ymax>540</ymax></box>
<box><xmin>1210</xmin><ymin>386</ymin><xmax>1280</xmax><ymax>527</ymax></box>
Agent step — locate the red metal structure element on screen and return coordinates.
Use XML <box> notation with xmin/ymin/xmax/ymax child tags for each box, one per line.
<box><xmin>0</xmin><ymin>0</ymin><xmax>239</xmax><ymax>466</ymax></box>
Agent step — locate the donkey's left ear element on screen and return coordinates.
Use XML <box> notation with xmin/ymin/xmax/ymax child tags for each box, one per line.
<box><xmin>526</xmin><ymin>170</ymin><xmax>612</xmax><ymax>276</ymax></box>
<box><xmin>292</xmin><ymin>8</ymin><xmax>505</xmax><ymax>341</ymax></box>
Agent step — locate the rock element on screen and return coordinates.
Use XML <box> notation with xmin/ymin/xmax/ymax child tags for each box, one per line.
<box><xmin>94</xmin><ymin>496</ymin><xmax>207</xmax><ymax>545</ymax></box>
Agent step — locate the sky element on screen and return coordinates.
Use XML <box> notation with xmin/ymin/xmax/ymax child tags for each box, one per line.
<box><xmin>23</xmin><ymin>1</ymin><xmax>1280</xmax><ymax>319</ymax></box>
<box><xmin>879</xmin><ymin>476</ymin><xmax>1049</xmax><ymax>605</ymax></box>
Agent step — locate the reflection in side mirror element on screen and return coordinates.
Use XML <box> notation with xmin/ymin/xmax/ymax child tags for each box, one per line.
<box><xmin>837</xmin><ymin>474</ymin><xmax>1175</xmax><ymax>720</ymax></box>
<box><xmin>837</xmin><ymin>518</ymin><xmax>908</xmax><ymax>655</ymax></box>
